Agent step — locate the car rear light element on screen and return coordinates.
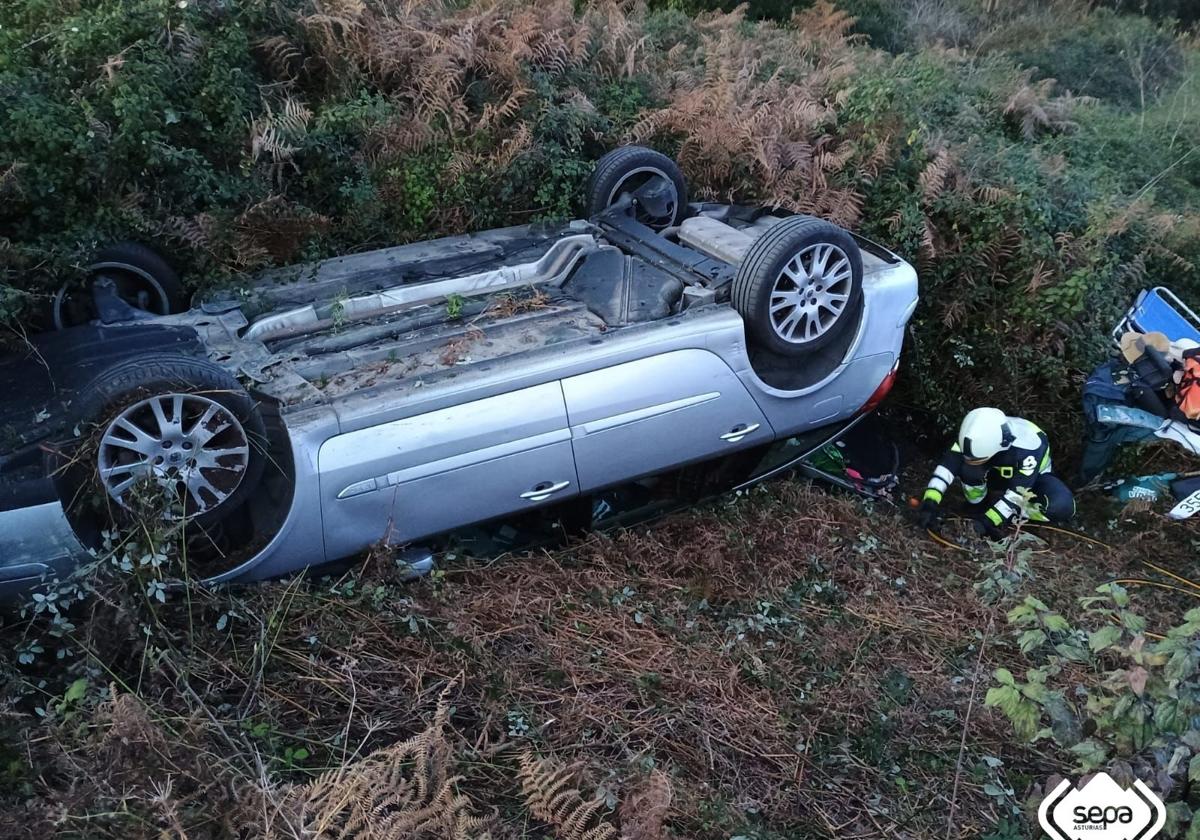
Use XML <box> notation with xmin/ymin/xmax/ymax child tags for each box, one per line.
<box><xmin>859</xmin><ymin>361</ymin><xmax>899</xmax><ymax>415</ymax></box>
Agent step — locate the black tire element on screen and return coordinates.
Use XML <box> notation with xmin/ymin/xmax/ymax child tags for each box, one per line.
<box><xmin>585</xmin><ymin>145</ymin><xmax>688</xmax><ymax>228</ymax></box>
<box><xmin>53</xmin><ymin>241</ymin><xmax>188</xmax><ymax>330</ymax></box>
<box><xmin>732</xmin><ymin>216</ymin><xmax>864</xmax><ymax>357</ymax></box>
<box><xmin>58</xmin><ymin>354</ymin><xmax>266</xmax><ymax>530</ymax></box>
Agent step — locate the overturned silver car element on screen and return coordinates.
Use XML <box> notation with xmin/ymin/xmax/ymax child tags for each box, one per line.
<box><xmin>0</xmin><ymin>146</ymin><xmax>918</xmax><ymax>595</ymax></box>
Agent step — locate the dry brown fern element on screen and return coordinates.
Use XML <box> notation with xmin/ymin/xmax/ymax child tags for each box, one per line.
<box><xmin>790</xmin><ymin>0</ymin><xmax>864</xmax><ymax>59</ymax></box>
<box><xmin>974</xmin><ymin>184</ymin><xmax>1012</xmax><ymax>205</ymax></box>
<box><xmin>0</xmin><ymin>162</ymin><xmax>26</xmax><ymax>199</ymax></box>
<box><xmin>1026</xmin><ymin>259</ymin><xmax>1052</xmax><ymax>294</ymax></box>
<box><xmin>274</xmin><ymin>681</ymin><xmax>490</xmax><ymax>840</ymax></box>
<box><xmin>257</xmin><ymin>34</ymin><xmax>304</xmax><ymax>81</ymax></box>
<box><xmin>248</xmin><ymin>95</ymin><xmax>311</xmax><ymax>168</ymax></box>
<box><xmin>297</xmin><ymin>0</ymin><xmax>591</xmax><ymax>134</ymax></box>
<box><xmin>918</xmin><ymin>148</ymin><xmax>955</xmax><ymax>205</ymax></box>
<box><xmin>627</xmin><ymin>10</ymin><xmax>864</xmax><ymax>226</ymax></box>
<box><xmin>1004</xmin><ymin>70</ymin><xmax>1098</xmax><ymax>140</ymax></box>
<box><xmin>517</xmin><ymin>750</ymin><xmax>618</xmax><ymax>840</ymax></box>
<box><xmin>233</xmin><ymin>196</ymin><xmax>330</xmax><ymax>267</ymax></box>
<box><xmin>617</xmin><ymin>770</ymin><xmax>672</xmax><ymax>840</ymax></box>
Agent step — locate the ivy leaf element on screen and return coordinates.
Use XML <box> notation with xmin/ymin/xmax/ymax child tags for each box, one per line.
<box><xmin>994</xmin><ymin>668</ymin><xmax>1016</xmax><ymax>687</ymax></box>
<box><xmin>1165</xmin><ymin>649</ymin><xmax>1197</xmax><ymax>682</ymax></box>
<box><xmin>1154</xmin><ymin>698</ymin><xmax>1184</xmax><ymax>733</ymax></box>
<box><xmin>1188</xmin><ymin>753</ymin><xmax>1200</xmax><ymax>784</ymax></box>
<box><xmin>986</xmin><ymin>685</ymin><xmax>1040</xmax><ymax>741</ymax></box>
<box><xmin>1007</xmin><ymin>603</ymin><xmax>1035</xmax><ymax>624</ymax></box>
<box><xmin>1121</xmin><ymin>612</ymin><xmax>1147</xmax><ymax>634</ymax></box>
<box><xmin>1021</xmin><ymin>681</ymin><xmax>1049</xmax><ymax>703</ymax></box>
<box><xmin>1166</xmin><ymin>801</ymin><xmax>1192</xmax><ymax>838</ymax></box>
<box><xmin>1089</xmin><ymin>625</ymin><xmax>1122</xmax><ymax>652</ymax></box>
<box><xmin>1054</xmin><ymin>641</ymin><xmax>1089</xmax><ymax>662</ymax></box>
<box><xmin>1009</xmin><ymin>700</ymin><xmax>1040</xmax><ymax>741</ymax></box>
<box><xmin>1044</xmin><ymin>695</ymin><xmax>1082</xmax><ymax>745</ymax></box>
<box><xmin>1042</xmin><ymin>613</ymin><xmax>1071</xmax><ymax>633</ymax></box>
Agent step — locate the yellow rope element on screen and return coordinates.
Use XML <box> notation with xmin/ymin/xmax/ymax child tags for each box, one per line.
<box><xmin>1113</xmin><ymin>578</ymin><xmax>1200</xmax><ymax>601</ymax></box>
<box><xmin>1022</xmin><ymin>522</ymin><xmax>1116</xmax><ymax>551</ymax></box>
<box><xmin>926</xmin><ymin>528</ymin><xmax>972</xmax><ymax>554</ymax></box>
<box><xmin>1108</xmin><ymin>612</ymin><xmax>1167</xmax><ymax>641</ymax></box>
<box><xmin>1021</xmin><ymin>523</ymin><xmax>1200</xmax><ymax>596</ymax></box>
<box><xmin>1139</xmin><ymin>560</ymin><xmax>1200</xmax><ymax>595</ymax></box>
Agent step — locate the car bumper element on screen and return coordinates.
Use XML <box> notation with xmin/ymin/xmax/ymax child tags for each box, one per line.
<box><xmin>0</xmin><ymin>501</ymin><xmax>90</xmax><ymax>600</ymax></box>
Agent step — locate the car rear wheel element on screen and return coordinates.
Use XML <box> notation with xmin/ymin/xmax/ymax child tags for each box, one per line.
<box><xmin>53</xmin><ymin>241</ymin><xmax>187</xmax><ymax>330</ymax></box>
<box><xmin>732</xmin><ymin>216</ymin><xmax>864</xmax><ymax>356</ymax></box>
<box><xmin>585</xmin><ymin>145</ymin><xmax>688</xmax><ymax>229</ymax></box>
<box><xmin>60</xmin><ymin>355</ymin><xmax>266</xmax><ymax>529</ymax></box>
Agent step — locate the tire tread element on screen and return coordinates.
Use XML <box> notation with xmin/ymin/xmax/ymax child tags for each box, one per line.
<box><xmin>731</xmin><ymin>216</ymin><xmax>863</xmax><ymax>355</ymax></box>
<box><xmin>585</xmin><ymin>146</ymin><xmax>687</xmax><ymax>224</ymax></box>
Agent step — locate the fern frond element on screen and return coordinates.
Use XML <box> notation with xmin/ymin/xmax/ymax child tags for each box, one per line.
<box><xmin>918</xmin><ymin>149</ymin><xmax>954</xmax><ymax>205</ymax></box>
<box><xmin>273</xmin><ymin>679</ymin><xmax>487</xmax><ymax>840</ymax></box>
<box><xmin>517</xmin><ymin>751</ymin><xmax>618</xmax><ymax>840</ymax></box>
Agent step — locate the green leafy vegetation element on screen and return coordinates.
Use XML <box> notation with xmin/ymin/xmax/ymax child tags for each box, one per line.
<box><xmin>987</xmin><ymin>581</ymin><xmax>1200</xmax><ymax>834</ymax></box>
<box><xmin>1</xmin><ymin>1</ymin><xmax>1200</xmax><ymax>838</ymax></box>
<box><xmin>3</xmin><ymin>0</ymin><xmax>1198</xmax><ymax>432</ymax></box>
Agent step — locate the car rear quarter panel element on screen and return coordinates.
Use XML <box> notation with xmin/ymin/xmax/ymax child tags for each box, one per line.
<box><xmin>563</xmin><ymin>349</ymin><xmax>773</xmax><ymax>491</ymax></box>
<box><xmin>728</xmin><ymin>252</ymin><xmax>918</xmax><ymax>437</ymax></box>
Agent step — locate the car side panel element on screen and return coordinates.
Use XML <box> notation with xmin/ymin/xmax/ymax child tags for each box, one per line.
<box><xmin>564</xmin><ymin>349</ymin><xmax>773</xmax><ymax>492</ymax></box>
<box><xmin>316</xmin><ymin>382</ymin><xmax>579</xmax><ymax>557</ymax></box>
<box><xmin>718</xmin><ymin>255</ymin><xmax>917</xmax><ymax>437</ymax></box>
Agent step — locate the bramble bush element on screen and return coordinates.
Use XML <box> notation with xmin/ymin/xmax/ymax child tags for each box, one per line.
<box><xmin>1</xmin><ymin>0</ymin><xmax>1198</xmax><ymax>442</ymax></box>
<box><xmin>987</xmin><ymin>586</ymin><xmax>1200</xmax><ymax>837</ymax></box>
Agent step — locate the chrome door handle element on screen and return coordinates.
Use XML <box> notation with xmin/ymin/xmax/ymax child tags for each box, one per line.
<box><xmin>721</xmin><ymin>422</ymin><xmax>760</xmax><ymax>443</ymax></box>
<box><xmin>521</xmin><ymin>480</ymin><xmax>571</xmax><ymax>502</ymax></box>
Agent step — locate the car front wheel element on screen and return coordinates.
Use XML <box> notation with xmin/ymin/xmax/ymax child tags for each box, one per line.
<box><xmin>53</xmin><ymin>241</ymin><xmax>188</xmax><ymax>329</ymax></box>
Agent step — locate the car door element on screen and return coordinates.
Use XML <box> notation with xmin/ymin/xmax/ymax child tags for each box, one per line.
<box><xmin>318</xmin><ymin>381</ymin><xmax>578</xmax><ymax>559</ymax></box>
<box><xmin>563</xmin><ymin>349</ymin><xmax>774</xmax><ymax>492</ymax></box>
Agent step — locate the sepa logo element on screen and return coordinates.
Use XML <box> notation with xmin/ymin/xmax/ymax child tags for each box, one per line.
<box><xmin>1038</xmin><ymin>772</ymin><xmax>1165</xmax><ymax>840</ymax></box>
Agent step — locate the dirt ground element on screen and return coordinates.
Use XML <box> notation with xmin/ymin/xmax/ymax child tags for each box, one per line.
<box><xmin>2</xmin><ymin>468</ymin><xmax>1196</xmax><ymax>839</ymax></box>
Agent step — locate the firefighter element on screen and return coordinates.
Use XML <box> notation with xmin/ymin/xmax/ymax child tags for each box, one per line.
<box><xmin>916</xmin><ymin>407</ymin><xmax>1075</xmax><ymax>539</ymax></box>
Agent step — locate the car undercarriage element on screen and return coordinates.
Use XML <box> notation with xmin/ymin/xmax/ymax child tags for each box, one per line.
<box><xmin>0</xmin><ymin>146</ymin><xmax>917</xmax><ymax>598</ymax></box>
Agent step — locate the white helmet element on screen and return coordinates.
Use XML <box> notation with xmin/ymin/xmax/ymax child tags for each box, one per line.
<box><xmin>958</xmin><ymin>407</ymin><xmax>1013</xmax><ymax>461</ymax></box>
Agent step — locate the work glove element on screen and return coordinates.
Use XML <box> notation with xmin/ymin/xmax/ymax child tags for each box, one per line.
<box><xmin>916</xmin><ymin>498</ymin><xmax>941</xmax><ymax>530</ymax></box>
<box><xmin>972</xmin><ymin>516</ymin><xmax>1005</xmax><ymax>541</ymax></box>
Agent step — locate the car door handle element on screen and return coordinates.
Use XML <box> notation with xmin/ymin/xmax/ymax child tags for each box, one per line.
<box><xmin>520</xmin><ymin>480</ymin><xmax>571</xmax><ymax>502</ymax></box>
<box><xmin>721</xmin><ymin>422</ymin><xmax>761</xmax><ymax>443</ymax></box>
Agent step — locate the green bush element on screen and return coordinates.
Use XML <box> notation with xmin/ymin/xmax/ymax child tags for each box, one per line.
<box><xmin>1006</xmin><ymin>10</ymin><xmax>1184</xmax><ymax>107</ymax></box>
<box><xmin>988</xmin><ymin>588</ymin><xmax>1200</xmax><ymax>835</ymax></box>
<box><xmin>1</xmin><ymin>0</ymin><xmax>1198</xmax><ymax>445</ymax></box>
